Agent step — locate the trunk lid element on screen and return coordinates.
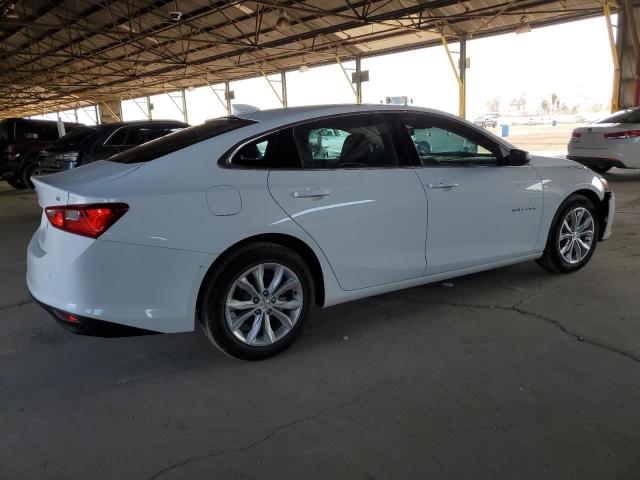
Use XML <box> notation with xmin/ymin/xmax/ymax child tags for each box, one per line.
<box><xmin>572</xmin><ymin>123</ymin><xmax>637</xmax><ymax>148</ymax></box>
<box><xmin>32</xmin><ymin>160</ymin><xmax>140</xmax><ymax>207</ymax></box>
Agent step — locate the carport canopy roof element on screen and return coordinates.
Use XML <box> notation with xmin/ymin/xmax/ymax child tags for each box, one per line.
<box><xmin>0</xmin><ymin>0</ymin><xmax>615</xmax><ymax>118</ymax></box>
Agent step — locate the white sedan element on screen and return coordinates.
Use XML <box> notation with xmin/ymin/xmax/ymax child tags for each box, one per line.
<box><xmin>27</xmin><ymin>105</ymin><xmax>615</xmax><ymax>360</ymax></box>
<box><xmin>568</xmin><ymin>107</ymin><xmax>640</xmax><ymax>173</ymax></box>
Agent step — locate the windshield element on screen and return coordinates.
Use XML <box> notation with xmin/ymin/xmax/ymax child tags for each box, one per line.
<box><xmin>109</xmin><ymin>116</ymin><xmax>256</xmax><ymax>164</ymax></box>
<box><xmin>596</xmin><ymin>109</ymin><xmax>640</xmax><ymax>124</ymax></box>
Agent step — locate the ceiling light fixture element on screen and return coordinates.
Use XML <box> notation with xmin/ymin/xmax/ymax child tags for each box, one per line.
<box><xmin>275</xmin><ymin>11</ymin><xmax>291</xmax><ymax>31</ymax></box>
<box><xmin>515</xmin><ymin>15</ymin><xmax>531</xmax><ymax>34</ymax></box>
<box><xmin>234</xmin><ymin>4</ymin><xmax>253</xmax><ymax>15</ymax></box>
<box><xmin>299</xmin><ymin>64</ymin><xmax>309</xmax><ymax>73</ymax></box>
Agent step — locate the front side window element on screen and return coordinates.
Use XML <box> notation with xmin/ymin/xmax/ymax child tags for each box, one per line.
<box><xmin>293</xmin><ymin>114</ymin><xmax>398</xmax><ymax>169</ymax></box>
<box><xmin>403</xmin><ymin>116</ymin><xmax>499</xmax><ymax>166</ymax></box>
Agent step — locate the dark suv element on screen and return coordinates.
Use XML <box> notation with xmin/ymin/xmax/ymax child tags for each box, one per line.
<box><xmin>26</xmin><ymin>120</ymin><xmax>187</xmax><ymax>186</ymax></box>
<box><xmin>0</xmin><ymin>118</ymin><xmax>84</xmax><ymax>189</ymax></box>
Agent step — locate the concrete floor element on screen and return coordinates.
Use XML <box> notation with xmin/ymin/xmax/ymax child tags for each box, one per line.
<box><xmin>1</xmin><ymin>171</ymin><xmax>640</xmax><ymax>480</ymax></box>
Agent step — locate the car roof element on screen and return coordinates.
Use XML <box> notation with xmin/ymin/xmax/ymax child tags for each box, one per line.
<box><xmin>97</xmin><ymin>119</ymin><xmax>188</xmax><ymax>128</ymax></box>
<box><xmin>234</xmin><ymin>104</ymin><xmax>458</xmax><ymax>124</ymax></box>
<box><xmin>231</xmin><ymin>104</ymin><xmax>512</xmax><ymax>152</ymax></box>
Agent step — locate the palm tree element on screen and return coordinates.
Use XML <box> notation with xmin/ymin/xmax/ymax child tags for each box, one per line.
<box><xmin>541</xmin><ymin>99</ymin><xmax>550</xmax><ymax>114</ymax></box>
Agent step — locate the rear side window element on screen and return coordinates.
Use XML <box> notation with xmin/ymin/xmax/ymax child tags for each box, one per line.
<box><xmin>292</xmin><ymin>114</ymin><xmax>398</xmax><ymax>169</ymax></box>
<box><xmin>230</xmin><ymin>134</ymin><xmax>277</xmax><ymax>167</ymax></box>
<box><xmin>15</xmin><ymin>120</ymin><xmax>59</xmax><ymax>141</ymax></box>
<box><xmin>109</xmin><ymin>117</ymin><xmax>255</xmax><ymax>164</ymax></box>
<box><xmin>227</xmin><ymin>129</ymin><xmax>301</xmax><ymax>169</ymax></box>
<box><xmin>105</xmin><ymin>125</ymin><xmax>184</xmax><ymax>147</ymax></box>
<box><xmin>52</xmin><ymin>126</ymin><xmax>99</xmax><ymax>147</ymax></box>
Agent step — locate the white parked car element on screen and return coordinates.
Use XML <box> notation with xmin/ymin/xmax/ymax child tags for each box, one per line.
<box><xmin>568</xmin><ymin>107</ymin><xmax>640</xmax><ymax>173</ymax></box>
<box><xmin>27</xmin><ymin>105</ymin><xmax>614</xmax><ymax>360</ymax></box>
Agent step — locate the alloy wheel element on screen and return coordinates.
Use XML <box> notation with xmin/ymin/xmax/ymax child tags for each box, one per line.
<box><xmin>225</xmin><ymin>263</ymin><xmax>303</xmax><ymax>346</ymax></box>
<box><xmin>558</xmin><ymin>206</ymin><xmax>595</xmax><ymax>264</ymax></box>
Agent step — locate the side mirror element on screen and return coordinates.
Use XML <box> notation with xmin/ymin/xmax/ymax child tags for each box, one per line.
<box><xmin>506</xmin><ymin>148</ymin><xmax>531</xmax><ymax>166</ymax></box>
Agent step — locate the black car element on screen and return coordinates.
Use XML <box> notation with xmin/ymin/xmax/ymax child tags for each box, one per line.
<box><xmin>24</xmin><ymin>120</ymin><xmax>188</xmax><ymax>187</ymax></box>
<box><xmin>0</xmin><ymin>118</ymin><xmax>84</xmax><ymax>189</ymax></box>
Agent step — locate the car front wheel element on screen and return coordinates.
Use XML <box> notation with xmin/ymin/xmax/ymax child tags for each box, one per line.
<box><xmin>199</xmin><ymin>242</ymin><xmax>314</xmax><ymax>360</ymax></box>
<box><xmin>536</xmin><ymin>194</ymin><xmax>599</xmax><ymax>273</ymax></box>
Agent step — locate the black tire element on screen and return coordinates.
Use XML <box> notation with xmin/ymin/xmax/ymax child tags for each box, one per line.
<box><xmin>591</xmin><ymin>166</ymin><xmax>611</xmax><ymax>174</ymax></box>
<box><xmin>6</xmin><ymin>177</ymin><xmax>26</xmax><ymax>189</ymax></box>
<box><xmin>199</xmin><ymin>242</ymin><xmax>315</xmax><ymax>360</ymax></box>
<box><xmin>21</xmin><ymin>161</ymin><xmax>42</xmax><ymax>190</ymax></box>
<box><xmin>536</xmin><ymin>194</ymin><xmax>599</xmax><ymax>273</ymax></box>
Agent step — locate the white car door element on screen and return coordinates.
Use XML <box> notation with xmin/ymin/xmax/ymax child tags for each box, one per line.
<box><xmin>397</xmin><ymin>113</ymin><xmax>544</xmax><ymax>274</ymax></box>
<box><xmin>267</xmin><ymin>113</ymin><xmax>428</xmax><ymax>291</ymax></box>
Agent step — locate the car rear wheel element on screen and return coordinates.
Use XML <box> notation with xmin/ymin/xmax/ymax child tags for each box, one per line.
<box><xmin>199</xmin><ymin>242</ymin><xmax>314</xmax><ymax>360</ymax></box>
<box><xmin>536</xmin><ymin>194</ymin><xmax>599</xmax><ymax>273</ymax></box>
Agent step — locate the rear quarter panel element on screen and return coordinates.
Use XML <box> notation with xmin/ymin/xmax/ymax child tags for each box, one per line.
<box><xmin>63</xmin><ymin>133</ymin><xmax>342</xmax><ymax>307</ymax></box>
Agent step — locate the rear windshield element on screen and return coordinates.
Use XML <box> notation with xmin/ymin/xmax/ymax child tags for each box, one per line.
<box><xmin>52</xmin><ymin>126</ymin><xmax>100</xmax><ymax>147</ymax></box>
<box><xmin>109</xmin><ymin>116</ymin><xmax>256</xmax><ymax>164</ymax></box>
<box><xmin>596</xmin><ymin>109</ymin><xmax>640</xmax><ymax>124</ymax></box>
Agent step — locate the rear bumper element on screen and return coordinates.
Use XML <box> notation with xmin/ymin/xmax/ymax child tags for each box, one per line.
<box><xmin>566</xmin><ymin>156</ymin><xmax>626</xmax><ymax>169</ymax></box>
<box><xmin>27</xmin><ymin>227</ymin><xmax>215</xmax><ymax>334</ymax></box>
<box><xmin>601</xmin><ymin>191</ymin><xmax>615</xmax><ymax>241</ymax></box>
<box><xmin>33</xmin><ymin>297</ymin><xmax>159</xmax><ymax>337</ymax></box>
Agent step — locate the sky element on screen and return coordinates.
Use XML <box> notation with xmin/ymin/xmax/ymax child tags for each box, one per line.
<box><xmin>42</xmin><ymin>15</ymin><xmax>616</xmax><ymax>125</ymax></box>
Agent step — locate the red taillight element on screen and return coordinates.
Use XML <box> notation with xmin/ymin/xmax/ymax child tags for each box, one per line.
<box><xmin>45</xmin><ymin>203</ymin><xmax>129</xmax><ymax>238</ymax></box>
<box><xmin>604</xmin><ymin>129</ymin><xmax>640</xmax><ymax>139</ymax></box>
<box><xmin>571</xmin><ymin>131</ymin><xmax>581</xmax><ymax>139</ymax></box>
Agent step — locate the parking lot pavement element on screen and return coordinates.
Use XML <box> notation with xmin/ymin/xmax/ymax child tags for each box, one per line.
<box><xmin>1</xmin><ymin>170</ymin><xmax>640</xmax><ymax>480</ymax></box>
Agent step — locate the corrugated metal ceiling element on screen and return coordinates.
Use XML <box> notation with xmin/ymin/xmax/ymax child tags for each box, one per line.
<box><xmin>0</xmin><ymin>0</ymin><xmax>612</xmax><ymax>117</ymax></box>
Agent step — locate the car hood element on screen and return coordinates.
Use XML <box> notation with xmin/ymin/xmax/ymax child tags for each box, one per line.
<box><xmin>527</xmin><ymin>155</ymin><xmax>584</xmax><ymax>169</ymax></box>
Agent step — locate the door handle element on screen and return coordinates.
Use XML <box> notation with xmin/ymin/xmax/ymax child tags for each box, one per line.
<box><xmin>428</xmin><ymin>182</ymin><xmax>459</xmax><ymax>190</ymax></box>
<box><xmin>293</xmin><ymin>187</ymin><xmax>332</xmax><ymax>198</ymax></box>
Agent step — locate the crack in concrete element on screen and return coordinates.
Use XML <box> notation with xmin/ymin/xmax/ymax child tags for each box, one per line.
<box><xmin>0</xmin><ymin>299</ymin><xmax>34</xmax><ymax>311</ymax></box>
<box><xmin>371</xmin><ymin>296</ymin><xmax>640</xmax><ymax>364</ymax></box>
<box><xmin>147</xmin><ymin>384</ymin><xmax>379</xmax><ymax>480</ymax></box>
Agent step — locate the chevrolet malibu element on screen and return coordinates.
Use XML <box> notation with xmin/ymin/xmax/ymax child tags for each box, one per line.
<box><xmin>27</xmin><ymin>105</ymin><xmax>615</xmax><ymax>360</ymax></box>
